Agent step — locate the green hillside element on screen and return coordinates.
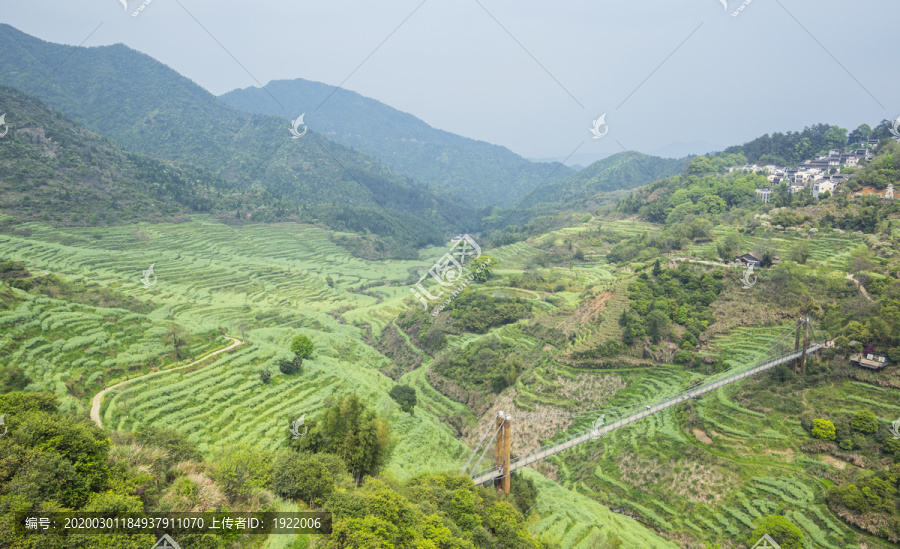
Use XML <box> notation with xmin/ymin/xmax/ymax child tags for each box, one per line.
<box><xmin>0</xmin><ymin>85</ymin><xmax>234</xmax><ymax>226</ymax></box>
<box><xmin>0</xmin><ymin>25</ymin><xmax>475</xmax><ymax>256</ymax></box>
<box><xmin>220</xmin><ymin>78</ymin><xmax>573</xmax><ymax>208</ymax></box>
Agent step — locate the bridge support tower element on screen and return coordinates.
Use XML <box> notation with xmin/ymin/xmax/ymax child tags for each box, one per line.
<box><xmin>494</xmin><ymin>412</ymin><xmax>511</xmax><ymax>494</ymax></box>
<box><xmin>794</xmin><ymin>317</ymin><xmax>810</xmax><ymax>374</ymax></box>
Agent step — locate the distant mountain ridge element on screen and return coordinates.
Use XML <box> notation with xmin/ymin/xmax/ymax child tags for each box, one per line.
<box><xmin>0</xmin><ymin>24</ymin><xmax>475</xmax><ymax>255</ymax></box>
<box><xmin>219</xmin><ymin>78</ymin><xmax>574</xmax><ymax>207</ymax></box>
<box><xmin>494</xmin><ymin>151</ymin><xmax>689</xmax><ymax>225</ymax></box>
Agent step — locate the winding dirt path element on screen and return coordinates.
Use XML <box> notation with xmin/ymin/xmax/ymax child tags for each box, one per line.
<box><xmin>845</xmin><ymin>273</ymin><xmax>874</xmax><ymax>302</ymax></box>
<box><xmin>90</xmin><ymin>337</ymin><xmax>243</xmax><ymax>428</ymax></box>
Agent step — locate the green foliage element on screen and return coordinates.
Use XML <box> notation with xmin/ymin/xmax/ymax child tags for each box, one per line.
<box><xmin>497</xmin><ymin>151</ymin><xmax>686</xmax><ymax>228</ymax></box>
<box><xmin>851</xmin><ymin>409</ymin><xmax>878</xmax><ymax>434</ymax></box>
<box><xmin>259</xmin><ymin>369</ymin><xmax>272</xmax><ymax>384</ymax></box>
<box><xmin>209</xmin><ymin>444</ymin><xmax>271</xmax><ymax>504</ymax></box>
<box><xmin>388</xmin><ymin>384</ymin><xmax>417</xmax><ymax>414</ymax></box>
<box><xmin>294</xmin><ymin>395</ymin><xmax>392</xmax><ymax>483</ymax></box>
<box><xmin>748</xmin><ymin>515</ymin><xmax>805</xmax><ymax>549</ymax></box>
<box><xmin>827</xmin><ymin>464</ymin><xmax>900</xmax><ymax>524</ymax></box>
<box><xmin>811</xmin><ymin>419</ymin><xmax>836</xmax><ymax>441</ymax></box>
<box><xmin>432</xmin><ymin>337</ymin><xmax>524</xmax><ymax>393</ymax></box>
<box><xmin>134</xmin><ymin>426</ymin><xmax>203</xmax><ymax>466</ymax></box>
<box><xmin>723</xmin><ymin>123</ymin><xmax>848</xmax><ymax>165</ymax></box>
<box><xmin>0</xmin><ymin>66</ymin><xmax>465</xmax><ymax>256</ymax></box>
<box><xmin>448</xmin><ymin>290</ymin><xmax>532</xmax><ymax>333</ymax></box>
<box><xmin>271</xmin><ymin>450</ymin><xmax>336</xmax><ymax>506</ymax></box>
<box><xmin>620</xmin><ymin>265</ymin><xmax>720</xmax><ymax>349</ymax></box>
<box><xmin>471</xmin><ymin>255</ymin><xmax>497</xmax><ymax>282</ymax></box>
<box><xmin>328</xmin><ymin>473</ymin><xmax>542</xmax><ymax>548</ymax></box>
<box><xmin>716</xmin><ymin>232</ymin><xmax>741</xmax><ymax>261</ymax></box>
<box><xmin>291</xmin><ymin>334</ymin><xmax>315</xmax><ymax>358</ymax></box>
<box><xmin>279</xmin><ymin>356</ymin><xmax>303</xmax><ymax>375</ymax></box>
<box><xmin>508</xmin><ymin>472</ymin><xmax>538</xmax><ymax>516</ymax></box>
<box><xmin>0</xmin><ymin>365</ymin><xmax>30</xmax><ymax>393</ymax></box>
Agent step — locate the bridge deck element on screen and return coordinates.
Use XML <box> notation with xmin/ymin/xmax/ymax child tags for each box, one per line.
<box><xmin>472</xmin><ymin>344</ymin><xmax>821</xmax><ymax>485</ymax></box>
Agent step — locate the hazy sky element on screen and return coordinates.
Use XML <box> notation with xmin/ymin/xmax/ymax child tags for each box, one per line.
<box><xmin>3</xmin><ymin>1</ymin><xmax>898</xmax><ymax>164</ymax></box>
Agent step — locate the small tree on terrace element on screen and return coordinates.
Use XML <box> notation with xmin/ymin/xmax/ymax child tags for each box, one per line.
<box><xmin>293</xmin><ymin>394</ymin><xmax>392</xmax><ymax>486</ymax></box>
<box><xmin>291</xmin><ymin>334</ymin><xmax>314</xmax><ymax>359</ymax></box>
<box><xmin>811</xmin><ymin>419</ymin><xmax>836</xmax><ymax>440</ymax></box>
<box><xmin>389</xmin><ymin>384</ymin><xmax>417</xmax><ymax>414</ymax></box>
<box><xmin>279</xmin><ymin>356</ymin><xmax>302</xmax><ymax>375</ymax></box>
<box><xmin>471</xmin><ymin>256</ymin><xmax>497</xmax><ymax>282</ymax></box>
<box><xmin>164</xmin><ymin>325</ymin><xmax>190</xmax><ymax>360</ymax></box>
<box><xmin>747</xmin><ymin>515</ymin><xmax>804</xmax><ymax>549</ymax></box>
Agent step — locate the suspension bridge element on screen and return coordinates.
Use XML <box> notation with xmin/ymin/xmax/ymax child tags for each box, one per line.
<box><xmin>462</xmin><ymin>318</ymin><xmax>825</xmax><ymax>492</ymax></box>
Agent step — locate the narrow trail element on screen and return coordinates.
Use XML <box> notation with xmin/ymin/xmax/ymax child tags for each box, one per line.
<box><xmin>90</xmin><ymin>337</ymin><xmax>244</xmax><ymax>428</ymax></box>
<box><xmin>845</xmin><ymin>273</ymin><xmax>874</xmax><ymax>302</ymax></box>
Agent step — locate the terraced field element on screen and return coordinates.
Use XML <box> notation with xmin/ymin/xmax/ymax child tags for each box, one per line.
<box><xmin>0</xmin><ymin>217</ymin><xmax>464</xmax><ymax>467</ymax></box>
<box><xmin>4</xmin><ymin>214</ymin><xmax>890</xmax><ymax>548</ymax></box>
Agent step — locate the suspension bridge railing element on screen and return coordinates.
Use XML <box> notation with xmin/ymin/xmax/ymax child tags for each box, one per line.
<box><xmin>470</xmin><ymin>342</ymin><xmax>822</xmax><ymax>485</ymax></box>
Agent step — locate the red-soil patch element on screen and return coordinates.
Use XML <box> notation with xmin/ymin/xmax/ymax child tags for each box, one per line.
<box><xmin>822</xmin><ymin>455</ymin><xmax>848</xmax><ymax>469</ymax></box>
<box><xmin>693</xmin><ymin>428</ymin><xmax>713</xmax><ymax>444</ymax></box>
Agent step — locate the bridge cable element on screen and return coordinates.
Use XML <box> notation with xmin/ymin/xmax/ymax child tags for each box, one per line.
<box><xmin>467</xmin><ymin>419</ymin><xmax>505</xmax><ymax>478</ymax></box>
<box><xmin>507</xmin><ymin>319</ymin><xmax>804</xmax><ymax>420</ymax></box>
<box><xmin>461</xmin><ymin>416</ymin><xmax>504</xmax><ymax>475</ymax></box>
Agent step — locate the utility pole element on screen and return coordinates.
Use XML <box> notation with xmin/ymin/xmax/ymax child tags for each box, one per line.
<box><xmin>494</xmin><ymin>411</ymin><xmax>511</xmax><ymax>494</ymax></box>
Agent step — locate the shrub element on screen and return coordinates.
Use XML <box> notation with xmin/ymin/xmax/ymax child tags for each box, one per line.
<box><xmin>279</xmin><ymin>356</ymin><xmax>302</xmax><ymax>375</ymax></box>
<box><xmin>291</xmin><ymin>334</ymin><xmax>314</xmax><ymax>358</ymax></box>
<box><xmin>748</xmin><ymin>515</ymin><xmax>804</xmax><ymax>549</ymax></box>
<box><xmin>851</xmin><ymin>409</ymin><xmax>878</xmax><ymax>434</ymax></box>
<box><xmin>674</xmin><ymin>350</ymin><xmax>693</xmax><ymax>365</ymax></box>
<box><xmin>388</xmin><ymin>385</ymin><xmax>417</xmax><ymax>414</ymax></box>
<box><xmin>811</xmin><ymin>419</ymin><xmax>836</xmax><ymax>441</ymax></box>
<box><xmin>210</xmin><ymin>445</ymin><xmax>270</xmax><ymax>503</ymax></box>
<box><xmin>259</xmin><ymin>369</ymin><xmax>272</xmax><ymax>384</ymax></box>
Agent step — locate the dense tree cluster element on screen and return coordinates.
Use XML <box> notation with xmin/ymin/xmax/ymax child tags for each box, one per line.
<box><xmin>721</xmin><ymin>123</ymin><xmax>848</xmax><ymax>165</ymax></box>
<box><xmin>432</xmin><ymin>336</ymin><xmax>524</xmax><ymax>394</ymax></box>
<box><xmin>292</xmin><ymin>395</ymin><xmax>393</xmax><ymax>485</ymax></box>
<box><xmin>619</xmin><ymin>265</ymin><xmax>723</xmax><ymax>354</ymax></box>
<box><xmin>0</xmin><ymin>393</ymin><xmax>241</xmax><ymax>548</ymax></box>
<box><xmin>388</xmin><ymin>384</ymin><xmax>418</xmax><ymax>414</ymax></box>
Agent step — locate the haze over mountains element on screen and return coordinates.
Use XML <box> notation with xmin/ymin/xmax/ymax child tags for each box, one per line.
<box><xmin>0</xmin><ymin>23</ymin><xmax>687</xmax><ymax>255</ymax></box>
<box><xmin>221</xmin><ymin>78</ymin><xmax>575</xmax><ymax>208</ymax></box>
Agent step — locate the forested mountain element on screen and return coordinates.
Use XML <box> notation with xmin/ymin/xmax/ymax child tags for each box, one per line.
<box><xmin>485</xmin><ymin>151</ymin><xmax>688</xmax><ymax>230</ymax></box>
<box><xmin>0</xmin><ymin>25</ymin><xmax>474</xmax><ymax>256</ymax></box>
<box><xmin>0</xmin><ymin>86</ymin><xmax>230</xmax><ymax>226</ymax></box>
<box><xmin>220</xmin><ymin>78</ymin><xmax>574</xmax><ymax>207</ymax></box>
<box><xmin>722</xmin><ymin>123</ymin><xmax>849</xmax><ymax>166</ymax></box>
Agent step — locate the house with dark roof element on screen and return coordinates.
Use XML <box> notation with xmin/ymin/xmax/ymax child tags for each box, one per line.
<box><xmin>735</xmin><ymin>251</ymin><xmax>780</xmax><ymax>267</ymax></box>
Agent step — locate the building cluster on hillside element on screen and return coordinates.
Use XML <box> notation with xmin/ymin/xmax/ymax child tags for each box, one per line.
<box><xmin>728</xmin><ymin>147</ymin><xmax>883</xmax><ymax>203</ymax></box>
